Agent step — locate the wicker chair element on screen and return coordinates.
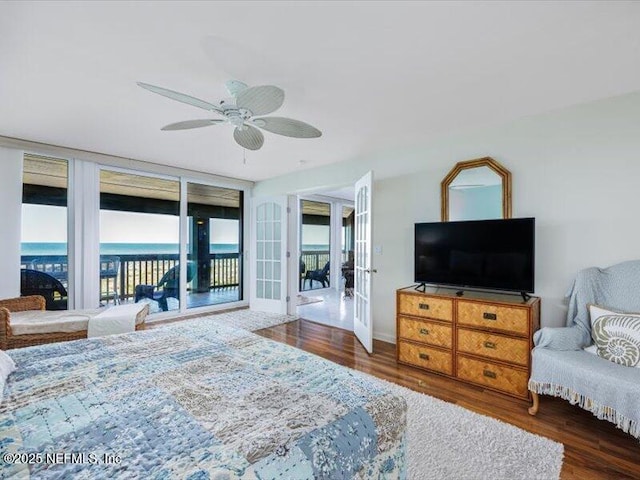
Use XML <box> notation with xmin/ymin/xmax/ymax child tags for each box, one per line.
<box><xmin>20</xmin><ymin>269</ymin><xmax>68</xmax><ymax>310</ymax></box>
<box><xmin>0</xmin><ymin>295</ymin><xmax>148</xmax><ymax>350</ymax></box>
<box><xmin>29</xmin><ymin>256</ymin><xmax>68</xmax><ymax>283</ymax></box>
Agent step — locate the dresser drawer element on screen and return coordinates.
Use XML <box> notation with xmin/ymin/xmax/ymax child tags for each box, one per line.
<box><xmin>457</xmin><ymin>329</ymin><xmax>529</xmax><ymax>366</ymax></box>
<box><xmin>457</xmin><ymin>301</ymin><xmax>529</xmax><ymax>336</ymax></box>
<box><xmin>457</xmin><ymin>355</ymin><xmax>529</xmax><ymax>398</ymax></box>
<box><xmin>398</xmin><ymin>341</ymin><xmax>452</xmax><ymax>375</ymax></box>
<box><xmin>398</xmin><ymin>293</ymin><xmax>453</xmax><ymax>322</ymax></box>
<box><xmin>398</xmin><ymin>316</ymin><xmax>452</xmax><ymax>348</ymax></box>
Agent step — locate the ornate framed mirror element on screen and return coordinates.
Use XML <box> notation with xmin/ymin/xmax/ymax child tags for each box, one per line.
<box><xmin>441</xmin><ymin>157</ymin><xmax>511</xmax><ymax>222</ymax></box>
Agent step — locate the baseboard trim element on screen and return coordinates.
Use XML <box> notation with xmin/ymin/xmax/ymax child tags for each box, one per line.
<box><xmin>373</xmin><ymin>332</ymin><xmax>396</xmax><ymax>344</ymax></box>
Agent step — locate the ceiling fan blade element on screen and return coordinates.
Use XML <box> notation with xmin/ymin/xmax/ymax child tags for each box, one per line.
<box><xmin>161</xmin><ymin>119</ymin><xmax>225</xmax><ymax>131</ymax></box>
<box><xmin>137</xmin><ymin>82</ymin><xmax>222</xmax><ymax>113</ymax></box>
<box><xmin>225</xmin><ymin>80</ymin><xmax>248</xmax><ymax>96</ymax></box>
<box><xmin>236</xmin><ymin>85</ymin><xmax>284</xmax><ymax>115</ymax></box>
<box><xmin>233</xmin><ymin>125</ymin><xmax>264</xmax><ymax>150</ymax></box>
<box><xmin>252</xmin><ymin>117</ymin><xmax>322</xmax><ymax>138</ymax></box>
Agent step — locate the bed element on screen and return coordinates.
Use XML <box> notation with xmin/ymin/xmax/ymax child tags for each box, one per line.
<box><xmin>0</xmin><ymin>317</ymin><xmax>406</xmax><ymax>479</ymax></box>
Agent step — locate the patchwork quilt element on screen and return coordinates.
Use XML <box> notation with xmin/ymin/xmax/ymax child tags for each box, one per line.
<box><xmin>0</xmin><ymin>318</ymin><xmax>406</xmax><ymax>479</ymax></box>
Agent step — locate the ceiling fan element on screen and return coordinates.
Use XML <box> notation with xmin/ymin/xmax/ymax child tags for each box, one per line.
<box><xmin>137</xmin><ymin>80</ymin><xmax>322</xmax><ymax>150</ymax></box>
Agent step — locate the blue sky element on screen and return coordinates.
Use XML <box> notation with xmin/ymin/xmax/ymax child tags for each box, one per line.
<box><xmin>22</xmin><ymin>205</ymin><xmax>240</xmax><ymax>244</ymax></box>
<box><xmin>23</xmin><ymin>205</ymin><xmax>332</xmax><ymax>246</ymax></box>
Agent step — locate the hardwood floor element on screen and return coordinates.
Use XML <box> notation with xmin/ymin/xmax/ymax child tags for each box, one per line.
<box><xmin>255</xmin><ymin>319</ymin><xmax>640</xmax><ymax>480</ymax></box>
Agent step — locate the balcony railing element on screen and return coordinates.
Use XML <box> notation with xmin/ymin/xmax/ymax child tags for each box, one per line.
<box><xmin>22</xmin><ymin>249</ymin><xmax>344</xmax><ymax>300</ymax></box>
<box><xmin>300</xmin><ymin>250</ymin><xmax>331</xmax><ymax>273</ymax></box>
<box><xmin>299</xmin><ymin>250</ymin><xmax>352</xmax><ymax>291</ymax></box>
<box><xmin>21</xmin><ymin>253</ymin><xmax>241</xmax><ymax>303</ymax></box>
<box><xmin>299</xmin><ymin>250</ymin><xmax>348</xmax><ymax>272</ymax></box>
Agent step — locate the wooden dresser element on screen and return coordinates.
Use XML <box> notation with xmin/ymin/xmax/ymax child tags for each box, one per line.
<box><xmin>396</xmin><ymin>286</ymin><xmax>540</xmax><ymax>400</ymax></box>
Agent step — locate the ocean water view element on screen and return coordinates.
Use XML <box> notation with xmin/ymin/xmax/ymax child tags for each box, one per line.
<box><xmin>22</xmin><ymin>243</ymin><xmax>239</xmax><ymax>256</ymax></box>
<box><xmin>21</xmin><ymin>243</ymin><xmax>331</xmax><ymax>256</ymax></box>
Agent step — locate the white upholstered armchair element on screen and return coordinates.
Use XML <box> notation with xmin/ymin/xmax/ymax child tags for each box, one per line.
<box><xmin>528</xmin><ymin>260</ymin><xmax>640</xmax><ymax>440</ymax></box>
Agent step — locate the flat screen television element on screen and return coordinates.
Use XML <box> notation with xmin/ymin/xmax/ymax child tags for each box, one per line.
<box><xmin>414</xmin><ymin>218</ymin><xmax>535</xmax><ymax>293</ymax></box>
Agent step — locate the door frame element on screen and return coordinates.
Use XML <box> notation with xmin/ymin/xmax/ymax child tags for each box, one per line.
<box><xmin>287</xmin><ymin>195</ymin><xmax>300</xmax><ymax>315</ymax></box>
<box><xmin>297</xmin><ymin>194</ymin><xmax>353</xmax><ymax>295</ymax></box>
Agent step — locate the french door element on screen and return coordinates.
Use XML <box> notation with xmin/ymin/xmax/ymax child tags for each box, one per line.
<box><xmin>250</xmin><ymin>196</ymin><xmax>288</xmax><ymax>313</ymax></box>
<box><xmin>354</xmin><ymin>171</ymin><xmax>374</xmax><ymax>353</ymax></box>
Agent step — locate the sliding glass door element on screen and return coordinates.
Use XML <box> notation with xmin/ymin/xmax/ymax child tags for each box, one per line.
<box><xmin>21</xmin><ymin>154</ymin><xmax>69</xmax><ymax>310</ymax></box>
<box><xmin>99</xmin><ymin>170</ymin><xmax>180</xmax><ymax>312</ymax></box>
<box><xmin>186</xmin><ymin>182</ymin><xmax>243</xmax><ymax>309</ymax></box>
<box><xmin>18</xmin><ymin>154</ymin><xmax>247</xmax><ymax>315</ymax></box>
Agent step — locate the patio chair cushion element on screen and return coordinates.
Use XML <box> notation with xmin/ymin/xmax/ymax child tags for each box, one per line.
<box><xmin>9</xmin><ymin>307</ymin><xmax>146</xmax><ymax>336</ymax></box>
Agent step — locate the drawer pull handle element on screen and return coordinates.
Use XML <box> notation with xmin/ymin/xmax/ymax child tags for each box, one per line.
<box><xmin>483</xmin><ymin>369</ymin><xmax>497</xmax><ymax>379</ymax></box>
<box><xmin>419</xmin><ymin>303</ymin><xmax>430</xmax><ymax>310</ymax></box>
<box><xmin>483</xmin><ymin>341</ymin><xmax>496</xmax><ymax>349</ymax></box>
<box><xmin>483</xmin><ymin>312</ymin><xmax>497</xmax><ymax>320</ymax></box>
<box><xmin>419</xmin><ymin>353</ymin><xmax>430</xmax><ymax>360</ymax></box>
<box><xmin>419</xmin><ymin>328</ymin><xmax>430</xmax><ymax>335</ymax></box>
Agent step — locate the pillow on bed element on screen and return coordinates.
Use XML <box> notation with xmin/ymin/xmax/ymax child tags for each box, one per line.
<box><xmin>589</xmin><ymin>304</ymin><xmax>640</xmax><ymax>367</ymax></box>
<box><xmin>0</xmin><ymin>349</ymin><xmax>16</xmax><ymax>403</ymax></box>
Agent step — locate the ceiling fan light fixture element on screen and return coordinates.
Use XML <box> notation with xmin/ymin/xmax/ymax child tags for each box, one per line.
<box><xmin>137</xmin><ymin>80</ymin><xmax>322</xmax><ymax>150</ymax></box>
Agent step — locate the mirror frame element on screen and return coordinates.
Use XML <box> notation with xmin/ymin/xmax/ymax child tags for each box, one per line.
<box><xmin>441</xmin><ymin>156</ymin><xmax>512</xmax><ymax>221</ymax></box>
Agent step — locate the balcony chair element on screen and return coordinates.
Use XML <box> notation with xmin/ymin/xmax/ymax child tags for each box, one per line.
<box><xmin>304</xmin><ymin>261</ymin><xmax>330</xmax><ymax>289</ymax></box>
<box><xmin>29</xmin><ymin>256</ymin><xmax>68</xmax><ymax>283</ymax></box>
<box><xmin>134</xmin><ymin>261</ymin><xmax>196</xmax><ymax>311</ymax></box>
<box><xmin>20</xmin><ymin>269</ymin><xmax>68</xmax><ymax>310</ymax></box>
<box><xmin>99</xmin><ymin>256</ymin><xmax>121</xmax><ymax>305</ymax></box>
<box><xmin>342</xmin><ymin>252</ymin><xmax>355</xmax><ymax>298</ymax></box>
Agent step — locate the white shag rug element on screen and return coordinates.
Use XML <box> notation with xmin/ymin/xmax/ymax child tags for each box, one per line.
<box><xmin>201</xmin><ymin>311</ymin><xmax>564</xmax><ymax>478</ymax></box>
<box><xmin>203</xmin><ymin>309</ymin><xmax>298</xmax><ymax>331</ymax></box>
<box><xmin>380</xmin><ymin>379</ymin><xmax>564</xmax><ymax>480</ymax></box>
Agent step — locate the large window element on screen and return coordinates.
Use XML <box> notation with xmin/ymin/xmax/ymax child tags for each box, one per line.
<box><xmin>18</xmin><ymin>153</ymin><xmax>246</xmax><ymax>314</ymax></box>
<box><xmin>300</xmin><ymin>200</ymin><xmax>331</xmax><ymax>291</ymax></box>
<box><xmin>187</xmin><ymin>182</ymin><xmax>243</xmax><ymax>308</ymax></box>
<box><xmin>21</xmin><ymin>154</ymin><xmax>69</xmax><ymax>310</ymax></box>
<box><xmin>99</xmin><ymin>170</ymin><xmax>180</xmax><ymax>312</ymax></box>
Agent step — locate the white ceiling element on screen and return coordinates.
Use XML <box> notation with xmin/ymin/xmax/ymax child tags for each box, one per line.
<box><xmin>1</xmin><ymin>1</ymin><xmax>640</xmax><ymax>182</ymax></box>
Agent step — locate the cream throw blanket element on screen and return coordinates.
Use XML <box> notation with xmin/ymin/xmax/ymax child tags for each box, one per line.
<box><xmin>87</xmin><ymin>303</ymin><xmax>146</xmax><ymax>338</ymax></box>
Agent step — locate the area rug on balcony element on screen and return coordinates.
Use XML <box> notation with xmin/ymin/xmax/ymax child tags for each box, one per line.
<box><xmin>378</xmin><ymin>378</ymin><xmax>564</xmax><ymax>479</ymax></box>
<box><xmin>296</xmin><ymin>294</ymin><xmax>324</xmax><ymax>306</ymax></box>
<box><xmin>201</xmin><ymin>308</ymin><xmax>298</xmax><ymax>332</ymax></box>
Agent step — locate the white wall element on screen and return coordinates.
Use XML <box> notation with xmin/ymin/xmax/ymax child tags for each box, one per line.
<box><xmin>254</xmin><ymin>90</ymin><xmax>640</xmax><ymax>341</ymax></box>
<box><xmin>0</xmin><ymin>147</ymin><xmax>23</xmax><ymax>299</ymax></box>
